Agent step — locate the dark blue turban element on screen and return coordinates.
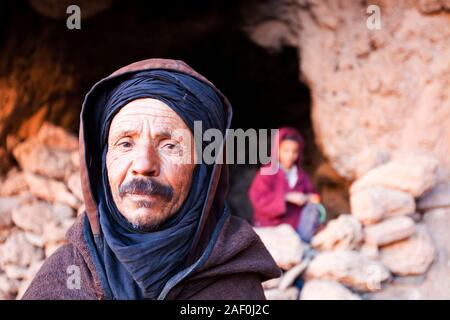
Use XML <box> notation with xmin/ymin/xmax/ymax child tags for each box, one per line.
<box><xmin>89</xmin><ymin>70</ymin><xmax>226</xmax><ymax>300</ymax></box>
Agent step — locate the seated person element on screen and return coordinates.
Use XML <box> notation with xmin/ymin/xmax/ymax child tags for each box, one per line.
<box><xmin>248</xmin><ymin>127</ymin><xmax>320</xmax><ymax>241</ymax></box>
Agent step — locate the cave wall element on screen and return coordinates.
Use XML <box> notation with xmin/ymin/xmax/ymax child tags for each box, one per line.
<box><xmin>244</xmin><ymin>0</ymin><xmax>450</xmax><ymax>182</ymax></box>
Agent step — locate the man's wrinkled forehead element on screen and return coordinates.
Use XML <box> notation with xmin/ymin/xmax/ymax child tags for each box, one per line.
<box><xmin>108</xmin><ymin>98</ymin><xmax>189</xmax><ymax>142</ymax></box>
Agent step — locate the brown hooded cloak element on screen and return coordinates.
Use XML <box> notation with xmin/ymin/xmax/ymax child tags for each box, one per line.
<box><xmin>22</xmin><ymin>59</ymin><xmax>281</xmax><ymax>300</ymax></box>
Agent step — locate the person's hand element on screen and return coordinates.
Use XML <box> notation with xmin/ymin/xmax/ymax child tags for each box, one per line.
<box><xmin>286</xmin><ymin>192</ymin><xmax>308</xmax><ymax>206</ymax></box>
<box><xmin>307</xmin><ymin>193</ymin><xmax>320</xmax><ymax>204</ymax></box>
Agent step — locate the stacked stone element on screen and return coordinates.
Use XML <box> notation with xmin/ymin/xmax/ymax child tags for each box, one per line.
<box><xmin>350</xmin><ymin>154</ymin><xmax>438</xmax><ymax>278</ymax></box>
<box><xmin>258</xmin><ymin>153</ymin><xmax>450</xmax><ymax>300</ymax></box>
<box><xmin>308</xmin><ymin>153</ymin><xmax>450</xmax><ymax>299</ymax></box>
<box><xmin>0</xmin><ymin>123</ymin><xmax>83</xmax><ymax>299</ymax></box>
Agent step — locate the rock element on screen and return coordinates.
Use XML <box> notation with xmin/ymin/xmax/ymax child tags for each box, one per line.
<box><xmin>15</xmin><ymin>260</ymin><xmax>44</xmax><ymax>300</ymax></box>
<box><xmin>4</xmin><ymin>265</ymin><xmax>29</xmax><ymax>280</ymax></box>
<box><xmin>311</xmin><ymin>214</ymin><xmax>363</xmax><ymax>251</ymax></box>
<box><xmin>279</xmin><ymin>259</ymin><xmax>309</xmax><ymax>290</ymax></box>
<box><xmin>0</xmin><ymin>196</ymin><xmax>24</xmax><ymax>228</ymax></box>
<box><xmin>254</xmin><ymin>224</ymin><xmax>304</xmax><ymax>270</ymax></box>
<box><xmin>25</xmin><ymin>172</ymin><xmax>81</xmax><ymax>209</ymax></box>
<box><xmin>420</xmin><ymin>208</ymin><xmax>450</xmax><ymax>298</ymax></box>
<box><xmin>42</xmin><ymin>218</ymin><xmax>74</xmax><ymax>245</ymax></box>
<box><xmin>11</xmin><ymin>200</ymin><xmax>54</xmax><ymax>234</ymax></box>
<box><xmin>408</xmin><ymin>212</ymin><xmax>423</xmax><ymax>223</ymax></box>
<box><xmin>67</xmin><ymin>172</ymin><xmax>83</xmax><ymax>201</ymax></box>
<box><xmin>0</xmin><ymin>168</ymin><xmax>28</xmax><ymax>196</ymax></box>
<box><xmin>371</xmin><ymin>209</ymin><xmax>450</xmax><ymax>299</ymax></box>
<box><xmin>71</xmin><ymin>151</ymin><xmax>80</xmax><ymax>169</ymax></box>
<box><xmin>0</xmin><ymin>232</ymin><xmax>44</xmax><ymax>268</ymax></box>
<box><xmin>262</xmin><ymin>277</ymin><xmax>281</xmax><ymax>290</ymax></box>
<box><xmin>364</xmin><ymin>216</ymin><xmax>416</xmax><ymax>246</ymax></box>
<box><xmin>418</xmin><ymin>182</ymin><xmax>450</xmax><ymax>211</ymax></box>
<box><xmin>300</xmin><ymin>280</ymin><xmax>361</xmax><ymax>300</ymax></box>
<box><xmin>0</xmin><ymin>273</ymin><xmax>19</xmax><ymax>300</ymax></box>
<box><xmin>52</xmin><ymin>202</ymin><xmax>75</xmax><ymax>222</ymax></box>
<box><xmin>350</xmin><ymin>186</ymin><xmax>415</xmax><ymax>225</ymax></box>
<box><xmin>370</xmin><ymin>285</ymin><xmax>423</xmax><ymax>300</ymax></box>
<box><xmin>360</xmin><ymin>243</ymin><xmax>379</xmax><ymax>260</ymax></box>
<box><xmin>380</xmin><ymin>225</ymin><xmax>436</xmax><ymax>276</ymax></box>
<box><xmin>13</xmin><ymin>139</ymin><xmax>76</xmax><ymax>180</ymax></box>
<box><xmin>350</xmin><ymin>154</ymin><xmax>439</xmax><ymax>197</ymax></box>
<box><xmin>305</xmin><ymin>250</ymin><xmax>391</xmax><ymax>292</ymax></box>
<box><xmin>24</xmin><ymin>232</ymin><xmax>45</xmax><ymax>248</ymax></box>
<box><xmin>36</xmin><ymin>122</ymin><xmax>78</xmax><ymax>151</ymax></box>
<box><xmin>264</xmin><ymin>287</ymin><xmax>299</xmax><ymax>300</ymax></box>
<box><xmin>354</xmin><ymin>148</ymin><xmax>390</xmax><ymax>179</ymax></box>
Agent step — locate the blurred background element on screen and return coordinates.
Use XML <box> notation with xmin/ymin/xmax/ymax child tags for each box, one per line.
<box><xmin>0</xmin><ymin>0</ymin><xmax>449</xmax><ymax>300</ymax></box>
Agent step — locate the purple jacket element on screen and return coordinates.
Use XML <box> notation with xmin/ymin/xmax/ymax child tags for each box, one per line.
<box><xmin>248</xmin><ymin>127</ymin><xmax>316</xmax><ymax>229</ymax></box>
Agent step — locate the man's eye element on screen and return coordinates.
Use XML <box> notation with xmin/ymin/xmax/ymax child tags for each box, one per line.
<box><xmin>163</xmin><ymin>143</ymin><xmax>176</xmax><ymax>150</ymax></box>
<box><xmin>118</xmin><ymin>141</ymin><xmax>132</xmax><ymax>148</ymax></box>
<box><xmin>161</xmin><ymin>142</ymin><xmax>181</xmax><ymax>154</ymax></box>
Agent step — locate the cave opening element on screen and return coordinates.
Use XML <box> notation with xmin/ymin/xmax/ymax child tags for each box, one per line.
<box><xmin>2</xmin><ymin>0</ymin><xmax>349</xmax><ymax>221</ymax></box>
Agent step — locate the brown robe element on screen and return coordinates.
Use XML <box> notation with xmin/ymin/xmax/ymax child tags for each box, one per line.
<box><xmin>22</xmin><ymin>58</ymin><xmax>281</xmax><ymax>300</ymax></box>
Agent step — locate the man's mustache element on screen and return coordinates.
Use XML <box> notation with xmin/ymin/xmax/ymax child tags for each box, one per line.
<box><xmin>119</xmin><ymin>178</ymin><xmax>174</xmax><ymax>201</ymax></box>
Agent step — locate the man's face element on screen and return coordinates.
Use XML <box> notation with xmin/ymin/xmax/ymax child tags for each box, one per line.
<box><xmin>106</xmin><ymin>98</ymin><xmax>196</xmax><ymax>231</ymax></box>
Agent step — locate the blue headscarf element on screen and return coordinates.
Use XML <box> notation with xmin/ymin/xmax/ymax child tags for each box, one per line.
<box><xmin>91</xmin><ymin>70</ymin><xmax>226</xmax><ymax>299</ymax></box>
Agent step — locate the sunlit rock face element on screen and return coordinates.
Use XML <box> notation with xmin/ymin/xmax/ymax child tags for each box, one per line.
<box><xmin>244</xmin><ymin>0</ymin><xmax>450</xmax><ymax>181</ymax></box>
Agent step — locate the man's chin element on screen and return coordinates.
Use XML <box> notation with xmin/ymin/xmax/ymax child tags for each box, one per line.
<box><xmin>125</xmin><ymin>207</ymin><xmax>167</xmax><ymax>232</ymax></box>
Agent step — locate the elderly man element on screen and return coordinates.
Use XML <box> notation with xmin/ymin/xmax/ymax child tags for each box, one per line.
<box><xmin>22</xmin><ymin>59</ymin><xmax>280</xmax><ymax>300</ymax></box>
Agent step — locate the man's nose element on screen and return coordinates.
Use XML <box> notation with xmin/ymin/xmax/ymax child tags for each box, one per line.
<box><xmin>131</xmin><ymin>146</ymin><xmax>160</xmax><ymax>177</ymax></box>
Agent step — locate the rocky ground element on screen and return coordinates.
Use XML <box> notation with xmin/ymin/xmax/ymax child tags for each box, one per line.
<box><xmin>258</xmin><ymin>153</ymin><xmax>450</xmax><ymax>300</ymax></box>
<box><xmin>0</xmin><ymin>123</ymin><xmax>83</xmax><ymax>299</ymax></box>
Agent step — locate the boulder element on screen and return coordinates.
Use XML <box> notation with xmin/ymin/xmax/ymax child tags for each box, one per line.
<box><xmin>350</xmin><ymin>154</ymin><xmax>439</xmax><ymax>197</ymax></box>
<box><xmin>0</xmin><ymin>232</ymin><xmax>44</xmax><ymax>268</ymax></box>
<box><xmin>36</xmin><ymin>122</ymin><xmax>78</xmax><ymax>151</ymax></box>
<box><xmin>311</xmin><ymin>214</ymin><xmax>363</xmax><ymax>251</ymax></box>
<box><xmin>67</xmin><ymin>172</ymin><xmax>83</xmax><ymax>201</ymax></box>
<box><xmin>25</xmin><ymin>172</ymin><xmax>81</xmax><ymax>209</ymax></box>
<box><xmin>42</xmin><ymin>217</ymin><xmax>75</xmax><ymax>245</ymax></box>
<box><xmin>264</xmin><ymin>287</ymin><xmax>299</xmax><ymax>300</ymax></box>
<box><xmin>0</xmin><ymin>196</ymin><xmax>25</xmax><ymax>228</ymax></box>
<box><xmin>418</xmin><ymin>182</ymin><xmax>450</xmax><ymax>211</ymax></box>
<box><xmin>13</xmin><ymin>139</ymin><xmax>76</xmax><ymax>180</ymax></box>
<box><xmin>380</xmin><ymin>225</ymin><xmax>436</xmax><ymax>276</ymax></box>
<box><xmin>278</xmin><ymin>260</ymin><xmax>309</xmax><ymax>290</ymax></box>
<box><xmin>262</xmin><ymin>277</ymin><xmax>281</xmax><ymax>290</ymax></box>
<box><xmin>300</xmin><ymin>280</ymin><xmax>361</xmax><ymax>300</ymax></box>
<box><xmin>11</xmin><ymin>200</ymin><xmax>54</xmax><ymax>234</ymax></box>
<box><xmin>360</xmin><ymin>243</ymin><xmax>379</xmax><ymax>260</ymax></box>
<box><xmin>305</xmin><ymin>250</ymin><xmax>391</xmax><ymax>292</ymax></box>
<box><xmin>254</xmin><ymin>224</ymin><xmax>304</xmax><ymax>270</ymax></box>
<box><xmin>52</xmin><ymin>202</ymin><xmax>75</xmax><ymax>222</ymax></box>
<box><xmin>364</xmin><ymin>216</ymin><xmax>416</xmax><ymax>246</ymax></box>
<box><xmin>351</xmin><ymin>186</ymin><xmax>415</xmax><ymax>225</ymax></box>
<box><xmin>0</xmin><ymin>273</ymin><xmax>19</xmax><ymax>300</ymax></box>
<box><xmin>0</xmin><ymin>168</ymin><xmax>28</xmax><ymax>196</ymax></box>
